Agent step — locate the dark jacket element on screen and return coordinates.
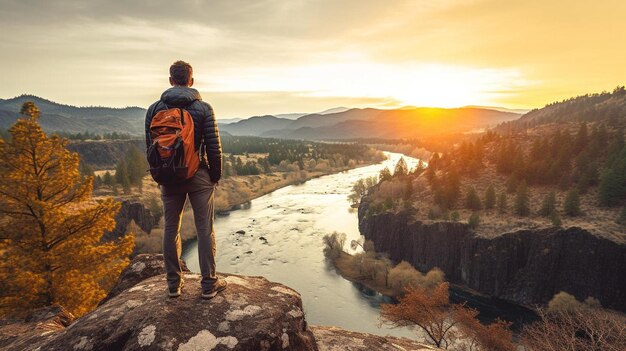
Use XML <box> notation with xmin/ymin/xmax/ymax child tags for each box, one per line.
<box><xmin>145</xmin><ymin>86</ymin><xmax>222</xmax><ymax>182</ymax></box>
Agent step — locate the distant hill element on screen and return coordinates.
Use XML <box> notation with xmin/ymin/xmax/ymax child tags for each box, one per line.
<box><xmin>221</xmin><ymin>107</ymin><xmax>520</xmax><ymax>140</ymax></box>
<box><xmin>464</xmin><ymin>105</ymin><xmax>531</xmax><ymax>114</ymax></box>
<box><xmin>219</xmin><ymin>115</ymin><xmax>295</xmax><ymax>135</ymax></box>
<box><xmin>0</xmin><ymin>95</ymin><xmax>145</xmax><ymax>134</ymax></box>
<box><xmin>218</xmin><ymin>117</ymin><xmax>245</xmax><ymax>124</ymax></box>
<box><xmin>0</xmin><ymin>95</ymin><xmax>521</xmax><ymax>140</ymax></box>
<box><xmin>496</xmin><ymin>86</ymin><xmax>626</xmax><ymax>132</ymax></box>
<box><xmin>259</xmin><ymin>107</ymin><xmax>351</xmax><ymax>121</ymax></box>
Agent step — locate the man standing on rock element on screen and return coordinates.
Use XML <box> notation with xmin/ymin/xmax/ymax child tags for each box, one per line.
<box><xmin>145</xmin><ymin>60</ymin><xmax>227</xmax><ymax>299</ymax></box>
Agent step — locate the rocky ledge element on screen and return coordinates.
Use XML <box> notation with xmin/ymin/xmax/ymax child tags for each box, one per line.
<box><xmin>311</xmin><ymin>326</ymin><xmax>436</xmax><ymax>351</ymax></box>
<box><xmin>1</xmin><ymin>254</ymin><xmax>434</xmax><ymax>351</ymax></box>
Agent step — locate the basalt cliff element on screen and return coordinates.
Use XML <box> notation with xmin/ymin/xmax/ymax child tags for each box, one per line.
<box><xmin>358</xmin><ymin>202</ymin><xmax>626</xmax><ymax>312</ymax></box>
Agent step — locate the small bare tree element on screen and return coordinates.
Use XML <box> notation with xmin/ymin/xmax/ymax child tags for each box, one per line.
<box><xmin>322</xmin><ymin>232</ymin><xmax>346</xmax><ymax>260</ymax></box>
<box><xmin>522</xmin><ymin>293</ymin><xmax>626</xmax><ymax>351</ymax></box>
<box><xmin>381</xmin><ymin>282</ymin><xmax>514</xmax><ymax>350</ymax></box>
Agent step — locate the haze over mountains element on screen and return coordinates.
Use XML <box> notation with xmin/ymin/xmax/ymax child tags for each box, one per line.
<box><xmin>220</xmin><ymin>107</ymin><xmax>520</xmax><ymax>139</ymax></box>
<box><xmin>1</xmin><ymin>94</ymin><xmax>521</xmax><ymax>139</ymax></box>
<box><xmin>0</xmin><ymin>95</ymin><xmax>146</xmax><ymax>135</ymax></box>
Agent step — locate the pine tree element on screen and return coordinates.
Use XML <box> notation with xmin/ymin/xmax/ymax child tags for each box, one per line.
<box><xmin>506</xmin><ymin>175</ymin><xmax>519</xmax><ymax>194</ymax></box>
<box><xmin>539</xmin><ymin>191</ymin><xmax>557</xmax><ymax>217</ymax></box>
<box><xmin>115</xmin><ymin>158</ymin><xmax>129</xmax><ymax>185</ymax></box>
<box><xmin>497</xmin><ymin>192</ymin><xmax>507</xmax><ymax>213</ymax></box>
<box><xmin>0</xmin><ymin>103</ymin><xmax>134</xmax><ymax>318</ymax></box>
<box><xmin>115</xmin><ymin>159</ymin><xmax>131</xmax><ymax>194</ymax></box>
<box><xmin>124</xmin><ymin>145</ymin><xmax>146</xmax><ymax>186</ymax></box>
<box><xmin>550</xmin><ymin>211</ymin><xmax>562</xmax><ymax>227</ymax></box>
<box><xmin>102</xmin><ymin>171</ymin><xmax>114</xmax><ymax>186</ymax></box>
<box><xmin>464</xmin><ymin>186</ymin><xmax>482</xmax><ymax>210</ymax></box>
<box><xmin>599</xmin><ymin>168</ymin><xmax>625</xmax><ymax>207</ymax></box>
<box><xmin>468</xmin><ymin>212</ymin><xmax>480</xmax><ymax>229</ymax></box>
<box><xmin>394</xmin><ymin>157</ymin><xmax>408</xmax><ymax>177</ymax></box>
<box><xmin>78</xmin><ymin>161</ymin><xmax>95</xmax><ymax>177</ymax></box>
<box><xmin>485</xmin><ymin>185</ymin><xmax>496</xmax><ymax>209</ymax></box>
<box><xmin>564</xmin><ymin>189</ymin><xmax>582</xmax><ymax>216</ymax></box>
<box><xmin>514</xmin><ymin>181</ymin><xmax>530</xmax><ymax>216</ymax></box>
<box><xmin>403</xmin><ymin>178</ymin><xmax>413</xmax><ymax>201</ymax></box>
<box><xmin>379</xmin><ymin>167</ymin><xmax>392</xmax><ymax>182</ymax></box>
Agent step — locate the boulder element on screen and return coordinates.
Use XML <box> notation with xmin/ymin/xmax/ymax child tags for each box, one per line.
<box><xmin>0</xmin><ymin>305</ymin><xmax>74</xmax><ymax>350</ymax></box>
<box><xmin>311</xmin><ymin>326</ymin><xmax>436</xmax><ymax>351</ymax></box>
<box><xmin>2</xmin><ymin>273</ymin><xmax>317</xmax><ymax>351</ymax></box>
<box><xmin>102</xmin><ymin>253</ymin><xmax>189</xmax><ymax>303</ymax></box>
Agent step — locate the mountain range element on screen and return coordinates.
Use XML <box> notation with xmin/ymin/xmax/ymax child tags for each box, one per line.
<box><xmin>0</xmin><ymin>95</ymin><xmax>145</xmax><ymax>134</ymax></box>
<box><xmin>1</xmin><ymin>94</ymin><xmax>521</xmax><ymax>139</ymax></box>
<box><xmin>220</xmin><ymin>107</ymin><xmax>520</xmax><ymax>139</ymax></box>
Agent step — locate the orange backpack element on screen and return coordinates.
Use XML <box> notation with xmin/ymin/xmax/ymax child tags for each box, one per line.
<box><xmin>147</xmin><ymin>107</ymin><xmax>200</xmax><ymax>184</ymax></box>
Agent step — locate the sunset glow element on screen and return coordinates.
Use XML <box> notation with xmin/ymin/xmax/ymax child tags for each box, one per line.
<box><xmin>0</xmin><ymin>0</ymin><xmax>624</xmax><ymax>117</ymax></box>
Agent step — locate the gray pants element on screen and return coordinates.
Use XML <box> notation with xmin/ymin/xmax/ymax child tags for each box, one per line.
<box><xmin>161</xmin><ymin>167</ymin><xmax>217</xmax><ymax>290</ymax></box>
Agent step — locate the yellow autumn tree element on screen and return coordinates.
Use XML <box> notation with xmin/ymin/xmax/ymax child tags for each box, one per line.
<box><xmin>0</xmin><ymin>102</ymin><xmax>134</xmax><ymax>318</ymax></box>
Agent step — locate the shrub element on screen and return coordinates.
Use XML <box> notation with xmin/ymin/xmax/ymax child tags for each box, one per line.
<box><xmin>387</xmin><ymin>262</ymin><xmax>444</xmax><ymax>296</ymax></box>
<box><xmin>506</xmin><ymin>176</ymin><xmax>519</xmax><ymax>194</ymax></box>
<box><xmin>384</xmin><ymin>197</ymin><xmax>393</xmax><ymax>210</ymax></box>
<box><xmin>523</xmin><ymin>299</ymin><xmax>626</xmax><ymax>351</ymax></box>
<box><xmin>381</xmin><ymin>282</ymin><xmax>514</xmax><ymax>350</ymax></box>
<box><xmin>514</xmin><ymin>181</ymin><xmax>531</xmax><ymax>216</ymax></box>
<box><xmin>468</xmin><ymin>212</ymin><xmax>480</xmax><ymax>229</ymax></box>
<box><xmin>564</xmin><ymin>189</ymin><xmax>582</xmax><ymax>216</ymax></box>
<box><xmin>599</xmin><ymin>167</ymin><xmax>625</xmax><ymax>207</ymax></box>
<box><xmin>550</xmin><ymin>211</ymin><xmax>562</xmax><ymax>227</ymax></box>
<box><xmin>450</xmin><ymin>211</ymin><xmax>460</xmax><ymax>221</ymax></box>
<box><xmin>485</xmin><ymin>185</ymin><xmax>496</xmax><ymax>209</ymax></box>
<box><xmin>428</xmin><ymin>205</ymin><xmax>444</xmax><ymax>219</ymax></box>
<box><xmin>497</xmin><ymin>192</ymin><xmax>507</xmax><ymax>213</ymax></box>
<box><xmin>464</xmin><ymin>186</ymin><xmax>482</xmax><ymax>210</ymax></box>
<box><xmin>538</xmin><ymin>191</ymin><xmax>557</xmax><ymax>217</ymax></box>
<box><xmin>548</xmin><ymin>291</ymin><xmax>582</xmax><ymax>312</ymax></box>
<box><xmin>322</xmin><ymin>232</ymin><xmax>346</xmax><ymax>260</ymax></box>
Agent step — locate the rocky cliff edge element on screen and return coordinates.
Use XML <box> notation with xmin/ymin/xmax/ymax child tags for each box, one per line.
<box><xmin>0</xmin><ymin>254</ymin><xmax>434</xmax><ymax>351</ymax></box>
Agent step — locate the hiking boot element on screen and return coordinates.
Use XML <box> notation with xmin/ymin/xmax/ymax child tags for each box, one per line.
<box><xmin>168</xmin><ymin>280</ymin><xmax>184</xmax><ymax>298</ymax></box>
<box><xmin>201</xmin><ymin>278</ymin><xmax>228</xmax><ymax>299</ymax></box>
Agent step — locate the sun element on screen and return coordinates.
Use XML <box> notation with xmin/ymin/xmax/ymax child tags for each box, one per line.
<box><xmin>199</xmin><ymin>60</ymin><xmax>526</xmax><ymax>111</ymax></box>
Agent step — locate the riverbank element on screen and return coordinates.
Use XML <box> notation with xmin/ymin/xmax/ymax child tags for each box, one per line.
<box><xmin>214</xmin><ymin>161</ymin><xmax>379</xmax><ymax>213</ymax></box>
<box><xmin>331</xmin><ymin>251</ymin><xmax>396</xmax><ymax>298</ymax></box>
<box><xmin>113</xmin><ymin>159</ymin><xmax>383</xmax><ymax>253</ymax></box>
<box><xmin>330</xmin><ymin>250</ymin><xmax>538</xmax><ymax>329</ymax></box>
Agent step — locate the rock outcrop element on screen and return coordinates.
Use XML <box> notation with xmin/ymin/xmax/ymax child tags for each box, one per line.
<box><xmin>358</xmin><ymin>205</ymin><xmax>626</xmax><ymax>312</ymax></box>
<box><xmin>0</xmin><ymin>305</ymin><xmax>74</xmax><ymax>351</ymax></box>
<box><xmin>105</xmin><ymin>200</ymin><xmax>161</xmax><ymax>241</ymax></box>
<box><xmin>1</xmin><ymin>255</ymin><xmax>436</xmax><ymax>351</ymax></box>
<box><xmin>68</xmin><ymin>140</ymin><xmax>146</xmax><ymax>170</ymax></box>
<box><xmin>311</xmin><ymin>326</ymin><xmax>435</xmax><ymax>351</ymax></box>
<box><xmin>101</xmin><ymin>253</ymin><xmax>189</xmax><ymax>304</ymax></box>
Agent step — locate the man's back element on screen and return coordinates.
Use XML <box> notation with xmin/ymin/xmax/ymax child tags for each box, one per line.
<box><xmin>145</xmin><ymin>86</ymin><xmax>222</xmax><ymax>184</ymax></box>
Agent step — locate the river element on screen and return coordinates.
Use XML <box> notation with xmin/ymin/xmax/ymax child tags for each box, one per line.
<box><xmin>182</xmin><ymin>152</ymin><xmax>420</xmax><ymax>338</ymax></box>
<box><xmin>182</xmin><ymin>152</ymin><xmax>536</xmax><ymax>338</ymax></box>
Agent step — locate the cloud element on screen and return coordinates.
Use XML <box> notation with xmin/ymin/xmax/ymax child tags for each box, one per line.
<box><xmin>0</xmin><ymin>0</ymin><xmax>624</xmax><ymax>116</ymax></box>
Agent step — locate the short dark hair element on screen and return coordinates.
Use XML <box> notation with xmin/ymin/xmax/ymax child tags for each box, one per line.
<box><xmin>170</xmin><ymin>60</ymin><xmax>193</xmax><ymax>86</ymax></box>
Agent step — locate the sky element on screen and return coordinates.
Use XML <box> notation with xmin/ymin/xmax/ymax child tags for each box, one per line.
<box><xmin>0</xmin><ymin>0</ymin><xmax>625</xmax><ymax>118</ymax></box>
